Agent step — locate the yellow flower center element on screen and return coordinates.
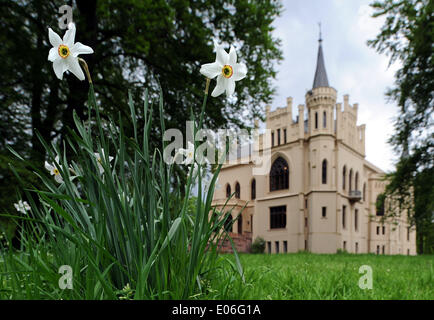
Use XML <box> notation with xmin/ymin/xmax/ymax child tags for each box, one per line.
<box><xmin>222</xmin><ymin>65</ymin><xmax>233</xmax><ymax>78</ymax></box>
<box><xmin>53</xmin><ymin>168</ymin><xmax>60</xmax><ymax>175</ymax></box>
<box><xmin>58</xmin><ymin>45</ymin><xmax>70</xmax><ymax>59</ymax></box>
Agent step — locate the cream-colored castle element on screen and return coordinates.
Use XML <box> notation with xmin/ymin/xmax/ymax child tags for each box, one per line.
<box><xmin>212</xmin><ymin>37</ymin><xmax>417</xmax><ymax>255</ymax></box>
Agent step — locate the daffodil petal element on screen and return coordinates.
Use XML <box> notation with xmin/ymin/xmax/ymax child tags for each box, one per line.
<box><xmin>215</xmin><ymin>44</ymin><xmax>229</xmax><ymax>66</ymax></box>
<box><xmin>233</xmin><ymin>63</ymin><xmax>247</xmax><ymax>81</ymax></box>
<box><xmin>63</xmin><ymin>23</ymin><xmax>76</xmax><ymax>47</ymax></box>
<box><xmin>228</xmin><ymin>45</ymin><xmax>237</xmax><ymax>65</ymax></box>
<box><xmin>226</xmin><ymin>79</ymin><xmax>236</xmax><ymax>97</ymax></box>
<box><xmin>71</xmin><ymin>42</ymin><xmax>94</xmax><ymax>57</ymax></box>
<box><xmin>200</xmin><ymin>62</ymin><xmax>221</xmax><ymax>79</ymax></box>
<box><xmin>45</xmin><ymin>161</ymin><xmax>53</xmax><ymax>172</ymax></box>
<box><xmin>48</xmin><ymin>28</ymin><xmax>62</xmax><ymax>47</ymax></box>
<box><xmin>55</xmin><ymin>174</ymin><xmax>63</xmax><ymax>184</ymax></box>
<box><xmin>48</xmin><ymin>47</ymin><xmax>58</xmax><ymax>62</ymax></box>
<box><xmin>66</xmin><ymin>57</ymin><xmax>85</xmax><ymax>81</ymax></box>
<box><xmin>211</xmin><ymin>76</ymin><xmax>227</xmax><ymax>97</ymax></box>
<box><xmin>53</xmin><ymin>59</ymin><xmax>66</xmax><ymax>80</ymax></box>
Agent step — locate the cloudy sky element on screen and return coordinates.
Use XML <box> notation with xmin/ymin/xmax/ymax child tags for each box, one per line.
<box><xmin>269</xmin><ymin>0</ymin><xmax>400</xmax><ymax>172</ymax></box>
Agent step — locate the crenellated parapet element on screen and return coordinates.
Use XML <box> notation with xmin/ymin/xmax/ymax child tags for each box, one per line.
<box><xmin>336</xmin><ymin>94</ymin><xmax>365</xmax><ymax>156</ymax></box>
<box><xmin>305</xmin><ymin>86</ymin><xmax>337</xmax><ymax>108</ymax></box>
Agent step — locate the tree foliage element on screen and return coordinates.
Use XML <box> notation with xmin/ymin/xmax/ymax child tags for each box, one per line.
<box><xmin>368</xmin><ymin>0</ymin><xmax>433</xmax><ymax>253</ymax></box>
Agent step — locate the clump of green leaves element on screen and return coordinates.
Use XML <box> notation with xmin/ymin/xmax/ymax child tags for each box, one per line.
<box><xmin>0</xmin><ymin>85</ymin><xmax>243</xmax><ymax>299</ymax></box>
<box><xmin>251</xmin><ymin>237</ymin><xmax>266</xmax><ymax>254</ymax></box>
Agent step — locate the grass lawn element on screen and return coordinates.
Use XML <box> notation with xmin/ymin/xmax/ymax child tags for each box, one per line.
<box><xmin>209</xmin><ymin>252</ymin><xmax>434</xmax><ymax>300</ymax></box>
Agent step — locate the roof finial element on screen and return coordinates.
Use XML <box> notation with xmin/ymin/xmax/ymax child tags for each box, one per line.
<box><xmin>318</xmin><ymin>22</ymin><xmax>322</xmax><ymax>43</ymax></box>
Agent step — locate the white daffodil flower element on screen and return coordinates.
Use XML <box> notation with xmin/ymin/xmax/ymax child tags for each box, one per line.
<box><xmin>45</xmin><ymin>156</ymin><xmax>63</xmax><ymax>183</ymax></box>
<box><xmin>14</xmin><ymin>200</ymin><xmax>31</xmax><ymax>214</ymax></box>
<box><xmin>94</xmin><ymin>149</ymin><xmax>114</xmax><ymax>174</ymax></box>
<box><xmin>48</xmin><ymin>23</ymin><xmax>93</xmax><ymax>81</ymax></box>
<box><xmin>200</xmin><ymin>41</ymin><xmax>247</xmax><ymax>97</ymax></box>
<box><xmin>178</xmin><ymin>141</ymin><xmax>195</xmax><ymax>165</ymax></box>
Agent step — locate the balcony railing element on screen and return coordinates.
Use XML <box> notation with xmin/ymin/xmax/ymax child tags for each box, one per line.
<box><xmin>348</xmin><ymin>190</ymin><xmax>362</xmax><ymax>202</ymax></box>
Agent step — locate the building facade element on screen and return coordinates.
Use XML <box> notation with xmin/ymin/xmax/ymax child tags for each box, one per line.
<box><xmin>212</xmin><ymin>37</ymin><xmax>417</xmax><ymax>255</ymax></box>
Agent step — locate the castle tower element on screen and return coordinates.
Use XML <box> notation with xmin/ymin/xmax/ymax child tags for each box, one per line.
<box><xmin>305</xmin><ymin>33</ymin><xmax>337</xmax><ymax>137</ymax></box>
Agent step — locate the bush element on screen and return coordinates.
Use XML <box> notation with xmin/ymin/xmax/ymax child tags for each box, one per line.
<box><xmin>251</xmin><ymin>237</ymin><xmax>266</xmax><ymax>254</ymax></box>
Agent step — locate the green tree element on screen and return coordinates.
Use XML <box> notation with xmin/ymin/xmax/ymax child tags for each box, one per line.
<box><xmin>368</xmin><ymin>0</ymin><xmax>433</xmax><ymax>253</ymax></box>
<box><xmin>0</xmin><ymin>0</ymin><xmax>282</xmax><ymax>228</ymax></box>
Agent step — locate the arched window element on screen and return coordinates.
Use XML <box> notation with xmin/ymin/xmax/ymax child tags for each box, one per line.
<box><xmin>322</xmin><ymin>159</ymin><xmax>327</xmax><ymax>184</ymax></box>
<box><xmin>376</xmin><ymin>194</ymin><xmax>385</xmax><ymax>216</ymax></box>
<box><xmin>342</xmin><ymin>166</ymin><xmax>347</xmax><ymax>190</ymax></box>
<box><xmin>349</xmin><ymin>169</ymin><xmax>353</xmax><ymax>191</ymax></box>
<box><xmin>224</xmin><ymin>213</ymin><xmax>233</xmax><ymax>232</ymax></box>
<box><xmin>251</xmin><ymin>179</ymin><xmax>256</xmax><ymax>200</ymax></box>
<box><xmin>323</xmin><ymin>111</ymin><xmax>327</xmax><ymax>128</ymax></box>
<box><xmin>270</xmin><ymin>157</ymin><xmax>289</xmax><ymax>191</ymax></box>
<box><xmin>315</xmin><ymin>112</ymin><xmax>318</xmax><ymax>129</ymax></box>
<box><xmin>237</xmin><ymin>214</ymin><xmax>243</xmax><ymax>234</ymax></box>
<box><xmin>363</xmin><ymin>183</ymin><xmax>366</xmax><ymax>201</ymax></box>
<box><xmin>226</xmin><ymin>184</ymin><xmax>231</xmax><ymax>198</ymax></box>
<box><xmin>355</xmin><ymin>172</ymin><xmax>359</xmax><ymax>191</ymax></box>
<box><xmin>235</xmin><ymin>182</ymin><xmax>240</xmax><ymax>199</ymax></box>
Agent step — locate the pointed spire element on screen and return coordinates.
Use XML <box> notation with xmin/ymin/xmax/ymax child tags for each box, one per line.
<box><xmin>313</xmin><ymin>23</ymin><xmax>329</xmax><ymax>89</ymax></box>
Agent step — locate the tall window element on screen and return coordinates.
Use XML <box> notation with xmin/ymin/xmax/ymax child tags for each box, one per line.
<box><xmin>355</xmin><ymin>209</ymin><xmax>358</xmax><ymax>231</ymax></box>
<box><xmin>342</xmin><ymin>205</ymin><xmax>346</xmax><ymax>229</ymax></box>
<box><xmin>349</xmin><ymin>169</ymin><xmax>353</xmax><ymax>191</ymax></box>
<box><xmin>323</xmin><ymin>111</ymin><xmax>327</xmax><ymax>128</ymax></box>
<box><xmin>283</xmin><ymin>129</ymin><xmax>287</xmax><ymax>144</ymax></box>
<box><xmin>322</xmin><ymin>159</ymin><xmax>327</xmax><ymax>184</ymax></box>
<box><xmin>342</xmin><ymin>166</ymin><xmax>347</xmax><ymax>190</ymax></box>
<box><xmin>363</xmin><ymin>183</ymin><xmax>366</xmax><ymax>201</ymax></box>
<box><xmin>322</xmin><ymin>206</ymin><xmax>327</xmax><ymax>218</ymax></box>
<box><xmin>224</xmin><ymin>213</ymin><xmax>233</xmax><ymax>232</ymax></box>
<box><xmin>355</xmin><ymin>172</ymin><xmax>359</xmax><ymax>190</ymax></box>
<box><xmin>235</xmin><ymin>182</ymin><xmax>240</xmax><ymax>199</ymax></box>
<box><xmin>226</xmin><ymin>184</ymin><xmax>231</xmax><ymax>198</ymax></box>
<box><xmin>277</xmin><ymin>129</ymin><xmax>281</xmax><ymax>145</ymax></box>
<box><xmin>270</xmin><ymin>157</ymin><xmax>289</xmax><ymax>191</ymax></box>
<box><xmin>271</xmin><ymin>131</ymin><xmax>274</xmax><ymax>147</ymax></box>
<box><xmin>315</xmin><ymin>112</ymin><xmax>318</xmax><ymax>129</ymax></box>
<box><xmin>270</xmin><ymin>205</ymin><xmax>286</xmax><ymax>229</ymax></box>
<box><xmin>376</xmin><ymin>194</ymin><xmax>385</xmax><ymax>216</ymax></box>
<box><xmin>251</xmin><ymin>179</ymin><xmax>256</xmax><ymax>200</ymax></box>
<box><xmin>237</xmin><ymin>214</ymin><xmax>243</xmax><ymax>234</ymax></box>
